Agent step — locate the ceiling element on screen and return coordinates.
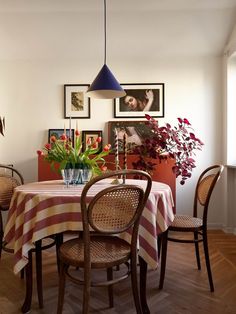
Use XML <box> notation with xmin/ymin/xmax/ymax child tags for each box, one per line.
<box><xmin>0</xmin><ymin>0</ymin><xmax>236</xmax><ymax>60</ymax></box>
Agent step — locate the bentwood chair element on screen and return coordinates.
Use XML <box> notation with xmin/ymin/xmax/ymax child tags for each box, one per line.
<box><xmin>0</xmin><ymin>164</ymin><xmax>24</xmax><ymax>257</ymax></box>
<box><xmin>57</xmin><ymin>169</ymin><xmax>152</xmax><ymax>314</ymax></box>
<box><xmin>159</xmin><ymin>165</ymin><xmax>224</xmax><ymax>292</ymax></box>
<box><xmin>0</xmin><ymin>163</ymin><xmax>60</xmax><ymax>309</ymax></box>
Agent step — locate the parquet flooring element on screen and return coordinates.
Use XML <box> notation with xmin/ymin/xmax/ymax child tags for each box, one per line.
<box><xmin>0</xmin><ymin>230</ymin><xmax>236</xmax><ymax>314</ymax></box>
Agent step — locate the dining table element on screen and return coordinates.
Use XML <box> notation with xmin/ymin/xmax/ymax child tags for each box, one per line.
<box><xmin>4</xmin><ymin>178</ymin><xmax>174</xmax><ymax>313</ymax></box>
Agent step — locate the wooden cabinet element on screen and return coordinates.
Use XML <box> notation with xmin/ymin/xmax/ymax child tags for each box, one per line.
<box><xmin>38</xmin><ymin>154</ymin><xmax>176</xmax><ymax>211</ymax></box>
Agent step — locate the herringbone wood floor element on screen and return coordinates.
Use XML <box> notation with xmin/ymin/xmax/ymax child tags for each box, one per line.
<box><xmin>0</xmin><ymin>230</ymin><xmax>236</xmax><ymax>314</ymax></box>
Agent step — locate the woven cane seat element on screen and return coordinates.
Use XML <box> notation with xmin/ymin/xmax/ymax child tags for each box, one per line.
<box><xmin>0</xmin><ymin>176</ymin><xmax>20</xmax><ymax>210</ymax></box>
<box><xmin>169</xmin><ymin>214</ymin><xmax>203</xmax><ymax>229</ymax></box>
<box><xmin>60</xmin><ymin>236</ymin><xmax>131</xmax><ymax>268</ymax></box>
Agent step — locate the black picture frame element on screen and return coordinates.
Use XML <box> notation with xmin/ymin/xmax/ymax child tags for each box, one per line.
<box><xmin>64</xmin><ymin>84</ymin><xmax>90</xmax><ymax>119</ymax></box>
<box><xmin>108</xmin><ymin>120</ymin><xmax>153</xmax><ymax>154</ymax></box>
<box><xmin>82</xmin><ymin>130</ymin><xmax>103</xmax><ymax>153</ymax></box>
<box><xmin>114</xmin><ymin>83</ymin><xmax>164</xmax><ymax>118</ymax></box>
<box><xmin>48</xmin><ymin>129</ymin><xmax>75</xmax><ymax>145</ymax></box>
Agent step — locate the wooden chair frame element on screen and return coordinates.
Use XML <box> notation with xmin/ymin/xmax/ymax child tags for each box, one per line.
<box><xmin>159</xmin><ymin>165</ymin><xmax>224</xmax><ymax>292</ymax></box>
<box><xmin>57</xmin><ymin>169</ymin><xmax>152</xmax><ymax>314</ymax></box>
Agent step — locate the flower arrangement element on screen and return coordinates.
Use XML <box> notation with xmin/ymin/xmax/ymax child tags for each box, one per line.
<box><xmin>37</xmin><ymin>130</ymin><xmax>111</xmax><ymax>176</ymax></box>
<box><xmin>132</xmin><ymin>114</ymin><xmax>204</xmax><ymax>185</ymax></box>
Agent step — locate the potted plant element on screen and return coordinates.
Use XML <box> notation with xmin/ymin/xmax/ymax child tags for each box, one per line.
<box><xmin>132</xmin><ymin>114</ymin><xmax>204</xmax><ymax>185</ymax></box>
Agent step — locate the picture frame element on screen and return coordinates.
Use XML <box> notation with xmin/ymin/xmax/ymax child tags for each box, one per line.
<box><xmin>64</xmin><ymin>84</ymin><xmax>90</xmax><ymax>119</ymax></box>
<box><xmin>114</xmin><ymin>83</ymin><xmax>164</xmax><ymax>118</ymax></box>
<box><xmin>82</xmin><ymin>130</ymin><xmax>103</xmax><ymax>153</ymax></box>
<box><xmin>48</xmin><ymin>129</ymin><xmax>75</xmax><ymax>145</ymax></box>
<box><xmin>108</xmin><ymin>121</ymin><xmax>153</xmax><ymax>153</ymax></box>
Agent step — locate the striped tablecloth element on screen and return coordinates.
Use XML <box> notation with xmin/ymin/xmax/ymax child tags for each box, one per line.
<box><xmin>4</xmin><ymin>179</ymin><xmax>174</xmax><ymax>274</ymax></box>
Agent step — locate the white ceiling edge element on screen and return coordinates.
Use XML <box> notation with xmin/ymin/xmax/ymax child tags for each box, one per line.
<box><xmin>0</xmin><ymin>0</ymin><xmax>236</xmax><ymax>12</ymax></box>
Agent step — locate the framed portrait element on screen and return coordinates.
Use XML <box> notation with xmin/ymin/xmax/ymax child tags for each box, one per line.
<box><xmin>48</xmin><ymin>129</ymin><xmax>75</xmax><ymax>145</ymax></box>
<box><xmin>82</xmin><ymin>130</ymin><xmax>103</xmax><ymax>153</ymax></box>
<box><xmin>114</xmin><ymin>83</ymin><xmax>164</xmax><ymax>118</ymax></box>
<box><xmin>108</xmin><ymin>121</ymin><xmax>153</xmax><ymax>154</ymax></box>
<box><xmin>64</xmin><ymin>84</ymin><xmax>90</xmax><ymax>119</ymax></box>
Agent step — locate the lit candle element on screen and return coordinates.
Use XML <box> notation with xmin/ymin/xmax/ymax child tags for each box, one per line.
<box><xmin>64</xmin><ymin>123</ymin><xmax>66</xmax><ymax>135</ymax></box>
<box><xmin>123</xmin><ymin>132</ymin><xmax>127</xmax><ymax>184</ymax></box>
<box><xmin>69</xmin><ymin>116</ymin><xmax>71</xmax><ymax>140</ymax></box>
<box><xmin>76</xmin><ymin>120</ymin><xmax>78</xmax><ymax>131</ymax></box>
<box><xmin>123</xmin><ymin>132</ymin><xmax>127</xmax><ymax>171</ymax></box>
<box><xmin>114</xmin><ymin>128</ymin><xmax>119</xmax><ymax>170</ymax></box>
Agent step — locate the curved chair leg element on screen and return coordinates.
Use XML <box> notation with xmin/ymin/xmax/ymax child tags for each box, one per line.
<box><xmin>194</xmin><ymin>231</ymin><xmax>201</xmax><ymax>270</ymax></box>
<box><xmin>139</xmin><ymin>256</ymin><xmax>150</xmax><ymax>314</ymax></box>
<box><xmin>107</xmin><ymin>267</ymin><xmax>114</xmax><ymax>307</ymax></box>
<box><xmin>159</xmin><ymin>230</ymin><xmax>168</xmax><ymax>289</ymax></box>
<box><xmin>0</xmin><ymin>211</ymin><xmax>3</xmax><ymax>258</ymax></box>
<box><xmin>21</xmin><ymin>250</ymin><xmax>33</xmax><ymax>313</ymax></box>
<box><xmin>157</xmin><ymin>234</ymin><xmax>162</xmax><ymax>260</ymax></box>
<box><xmin>202</xmin><ymin>229</ymin><xmax>214</xmax><ymax>292</ymax></box>
<box><xmin>57</xmin><ymin>262</ymin><xmax>67</xmax><ymax>314</ymax></box>
<box><xmin>35</xmin><ymin>240</ymin><xmax>43</xmax><ymax>308</ymax></box>
<box><xmin>131</xmin><ymin>255</ymin><xmax>142</xmax><ymax>314</ymax></box>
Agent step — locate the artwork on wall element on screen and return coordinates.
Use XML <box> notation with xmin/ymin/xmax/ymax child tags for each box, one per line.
<box><xmin>48</xmin><ymin>129</ymin><xmax>75</xmax><ymax>145</ymax></box>
<box><xmin>64</xmin><ymin>84</ymin><xmax>90</xmax><ymax>119</ymax></box>
<box><xmin>108</xmin><ymin>120</ymin><xmax>153</xmax><ymax>153</ymax></box>
<box><xmin>82</xmin><ymin>130</ymin><xmax>103</xmax><ymax>153</ymax></box>
<box><xmin>114</xmin><ymin>83</ymin><xmax>165</xmax><ymax>118</ymax></box>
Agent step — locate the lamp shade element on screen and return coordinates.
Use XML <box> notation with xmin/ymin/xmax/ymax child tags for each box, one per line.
<box><xmin>87</xmin><ymin>64</ymin><xmax>126</xmax><ymax>99</ymax></box>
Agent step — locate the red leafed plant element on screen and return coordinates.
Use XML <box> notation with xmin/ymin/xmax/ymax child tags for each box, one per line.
<box><xmin>132</xmin><ymin>114</ymin><xmax>204</xmax><ymax>185</ymax></box>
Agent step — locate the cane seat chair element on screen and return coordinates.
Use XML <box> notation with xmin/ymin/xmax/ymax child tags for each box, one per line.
<box><xmin>0</xmin><ymin>163</ymin><xmax>60</xmax><ymax>309</ymax></box>
<box><xmin>57</xmin><ymin>169</ymin><xmax>152</xmax><ymax>314</ymax></box>
<box><xmin>0</xmin><ymin>164</ymin><xmax>24</xmax><ymax>257</ymax></box>
<box><xmin>159</xmin><ymin>165</ymin><xmax>224</xmax><ymax>292</ymax></box>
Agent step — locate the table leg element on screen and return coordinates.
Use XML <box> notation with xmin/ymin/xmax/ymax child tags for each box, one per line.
<box><xmin>21</xmin><ymin>250</ymin><xmax>33</xmax><ymax>313</ymax></box>
<box><xmin>139</xmin><ymin>256</ymin><xmax>150</xmax><ymax>314</ymax></box>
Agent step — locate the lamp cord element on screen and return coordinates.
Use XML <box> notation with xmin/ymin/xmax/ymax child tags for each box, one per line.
<box><xmin>104</xmin><ymin>0</ymin><xmax>106</xmax><ymax>65</ymax></box>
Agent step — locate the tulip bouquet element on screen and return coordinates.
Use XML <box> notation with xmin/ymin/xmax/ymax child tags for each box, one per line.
<box><xmin>37</xmin><ymin>130</ymin><xmax>111</xmax><ymax>176</ymax></box>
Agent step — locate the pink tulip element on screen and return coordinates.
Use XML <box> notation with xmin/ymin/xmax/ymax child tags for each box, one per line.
<box><xmin>60</xmin><ymin>134</ymin><xmax>67</xmax><ymax>141</ymax></box>
<box><xmin>44</xmin><ymin>143</ymin><xmax>51</xmax><ymax>150</ymax></box>
<box><xmin>37</xmin><ymin>150</ymin><xmax>44</xmax><ymax>156</ymax></box>
<box><xmin>50</xmin><ymin>135</ymin><xmax>57</xmax><ymax>143</ymax></box>
<box><xmin>101</xmin><ymin>166</ymin><xmax>107</xmax><ymax>172</ymax></box>
<box><xmin>96</xmin><ymin>136</ymin><xmax>102</xmax><ymax>143</ymax></box>
<box><xmin>103</xmin><ymin>145</ymin><xmax>110</xmax><ymax>152</ymax></box>
<box><xmin>75</xmin><ymin>130</ymin><xmax>80</xmax><ymax>137</ymax></box>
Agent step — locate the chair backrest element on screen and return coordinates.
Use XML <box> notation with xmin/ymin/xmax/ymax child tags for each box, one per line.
<box><xmin>193</xmin><ymin>165</ymin><xmax>224</xmax><ymax>224</ymax></box>
<box><xmin>80</xmin><ymin>169</ymin><xmax>152</xmax><ymax>252</ymax></box>
<box><xmin>0</xmin><ymin>164</ymin><xmax>24</xmax><ymax>210</ymax></box>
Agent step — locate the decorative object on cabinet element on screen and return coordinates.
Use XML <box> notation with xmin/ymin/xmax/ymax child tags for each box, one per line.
<box><xmin>108</xmin><ymin>120</ymin><xmax>153</xmax><ymax>153</ymax></box>
<box><xmin>82</xmin><ymin>130</ymin><xmax>103</xmax><ymax>153</ymax></box>
<box><xmin>64</xmin><ymin>84</ymin><xmax>90</xmax><ymax>119</ymax></box>
<box><xmin>86</xmin><ymin>0</ymin><xmax>125</xmax><ymax>99</ymax></box>
<box><xmin>114</xmin><ymin>83</ymin><xmax>164</xmax><ymax>118</ymax></box>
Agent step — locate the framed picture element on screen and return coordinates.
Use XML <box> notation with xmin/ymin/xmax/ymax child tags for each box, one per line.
<box><xmin>82</xmin><ymin>130</ymin><xmax>103</xmax><ymax>153</ymax></box>
<box><xmin>64</xmin><ymin>84</ymin><xmax>90</xmax><ymax>119</ymax></box>
<box><xmin>48</xmin><ymin>129</ymin><xmax>75</xmax><ymax>145</ymax></box>
<box><xmin>108</xmin><ymin>121</ymin><xmax>153</xmax><ymax>153</ymax></box>
<box><xmin>114</xmin><ymin>83</ymin><xmax>164</xmax><ymax>118</ymax></box>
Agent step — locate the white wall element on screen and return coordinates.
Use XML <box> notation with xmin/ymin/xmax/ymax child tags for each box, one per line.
<box><xmin>0</xmin><ymin>55</ymin><xmax>225</xmax><ymax>226</ymax></box>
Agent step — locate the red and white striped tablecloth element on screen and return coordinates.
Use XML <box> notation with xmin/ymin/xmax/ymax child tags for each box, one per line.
<box><xmin>4</xmin><ymin>179</ymin><xmax>174</xmax><ymax>273</ymax></box>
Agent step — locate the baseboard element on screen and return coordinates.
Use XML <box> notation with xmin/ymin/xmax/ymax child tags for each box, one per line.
<box><xmin>222</xmin><ymin>226</ymin><xmax>236</xmax><ymax>235</ymax></box>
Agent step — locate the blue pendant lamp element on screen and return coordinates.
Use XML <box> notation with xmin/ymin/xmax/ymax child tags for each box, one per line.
<box><xmin>87</xmin><ymin>0</ymin><xmax>126</xmax><ymax>99</ymax></box>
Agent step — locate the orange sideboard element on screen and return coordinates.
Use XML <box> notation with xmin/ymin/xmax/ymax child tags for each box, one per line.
<box><xmin>38</xmin><ymin>155</ymin><xmax>176</xmax><ymax>211</ymax></box>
